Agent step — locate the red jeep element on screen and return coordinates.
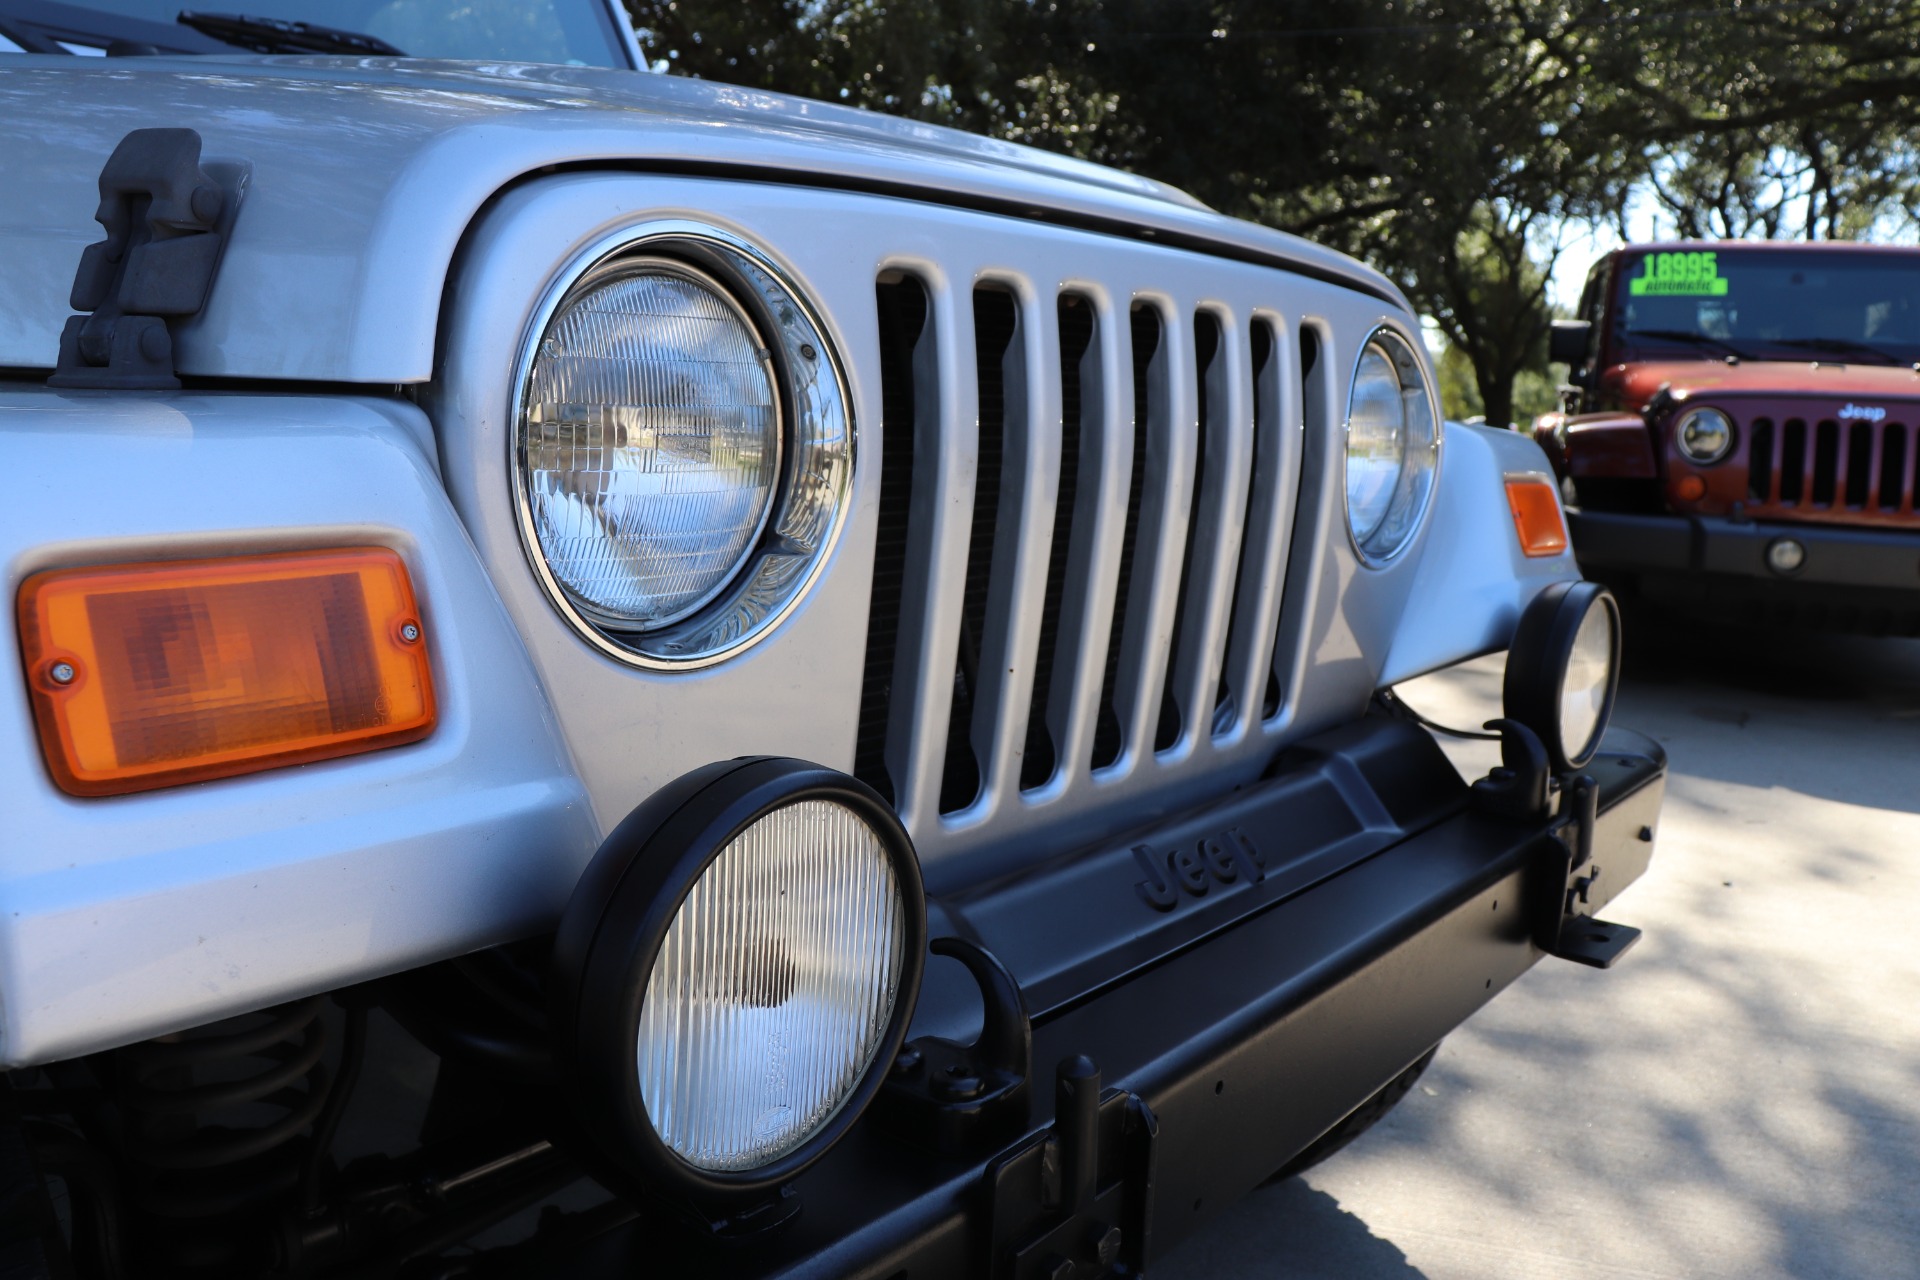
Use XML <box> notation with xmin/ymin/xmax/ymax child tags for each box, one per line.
<box><xmin>1539</xmin><ymin>240</ymin><xmax>1920</xmax><ymax>632</ymax></box>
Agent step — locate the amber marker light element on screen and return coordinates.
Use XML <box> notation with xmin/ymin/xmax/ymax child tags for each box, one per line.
<box><xmin>17</xmin><ymin>547</ymin><xmax>436</xmax><ymax>797</ymax></box>
<box><xmin>1504</xmin><ymin>473</ymin><xmax>1570</xmax><ymax>558</ymax></box>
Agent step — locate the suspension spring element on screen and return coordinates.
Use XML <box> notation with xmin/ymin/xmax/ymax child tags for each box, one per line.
<box><xmin>113</xmin><ymin>996</ymin><xmax>333</xmax><ymax>1271</ymax></box>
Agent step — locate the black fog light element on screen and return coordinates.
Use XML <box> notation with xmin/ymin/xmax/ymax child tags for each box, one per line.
<box><xmin>550</xmin><ymin>758</ymin><xmax>926</xmax><ymax>1206</ymax></box>
<box><xmin>1503</xmin><ymin>581</ymin><xmax>1622</xmax><ymax>773</ymax></box>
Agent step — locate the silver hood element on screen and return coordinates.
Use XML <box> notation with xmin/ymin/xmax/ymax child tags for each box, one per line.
<box><xmin>0</xmin><ymin>55</ymin><xmax>1407</xmax><ymax>382</ymax></box>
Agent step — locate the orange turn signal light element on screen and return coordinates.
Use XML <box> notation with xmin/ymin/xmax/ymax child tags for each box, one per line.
<box><xmin>17</xmin><ymin>547</ymin><xmax>436</xmax><ymax>797</ymax></box>
<box><xmin>1505</xmin><ymin>474</ymin><xmax>1570</xmax><ymax>558</ymax></box>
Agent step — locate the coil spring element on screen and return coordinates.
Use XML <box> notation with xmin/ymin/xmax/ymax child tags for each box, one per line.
<box><xmin>114</xmin><ymin>996</ymin><xmax>332</xmax><ymax>1267</ymax></box>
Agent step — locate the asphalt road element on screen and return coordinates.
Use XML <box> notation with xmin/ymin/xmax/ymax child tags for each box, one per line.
<box><xmin>1158</xmin><ymin>613</ymin><xmax>1920</xmax><ymax>1280</ymax></box>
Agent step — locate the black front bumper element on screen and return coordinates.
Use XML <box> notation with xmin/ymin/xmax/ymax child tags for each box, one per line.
<box><xmin>1570</xmin><ymin>508</ymin><xmax>1920</xmax><ymax>590</ymax></box>
<box><xmin>507</xmin><ymin>716</ymin><xmax>1666</xmax><ymax>1279</ymax></box>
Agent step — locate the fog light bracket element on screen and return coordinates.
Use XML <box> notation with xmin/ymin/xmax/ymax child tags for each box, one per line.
<box><xmin>984</xmin><ymin>1057</ymin><xmax>1156</xmax><ymax>1280</ymax></box>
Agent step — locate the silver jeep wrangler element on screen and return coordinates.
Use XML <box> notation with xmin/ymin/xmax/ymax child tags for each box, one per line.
<box><xmin>0</xmin><ymin>3</ymin><xmax>1664</xmax><ymax>1275</ymax></box>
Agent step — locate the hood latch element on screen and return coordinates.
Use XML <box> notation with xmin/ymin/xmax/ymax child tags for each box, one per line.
<box><xmin>50</xmin><ymin>128</ymin><xmax>240</xmax><ymax>391</ymax></box>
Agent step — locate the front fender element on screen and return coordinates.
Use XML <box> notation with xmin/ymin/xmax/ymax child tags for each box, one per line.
<box><xmin>0</xmin><ymin>387</ymin><xmax>597</xmax><ymax>1066</ymax></box>
<box><xmin>1378</xmin><ymin>423</ymin><xmax>1580</xmax><ymax>686</ymax></box>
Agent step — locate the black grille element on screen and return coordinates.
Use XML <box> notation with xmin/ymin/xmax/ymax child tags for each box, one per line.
<box><xmin>1090</xmin><ymin>306</ymin><xmax>1160</xmax><ymax>769</ymax></box>
<box><xmin>939</xmin><ymin>288</ymin><xmax>1019</xmax><ymax>814</ymax></box>
<box><xmin>1020</xmin><ymin>296</ymin><xmax>1095</xmax><ymax>790</ymax></box>
<box><xmin>1157</xmin><ymin>313</ymin><xmax>1221</xmax><ymax>750</ymax></box>
<box><xmin>851</xmin><ymin>278</ymin><xmax>928</xmax><ymax>804</ymax></box>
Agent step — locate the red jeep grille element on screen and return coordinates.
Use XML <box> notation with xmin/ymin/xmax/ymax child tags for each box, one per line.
<box><xmin>1745</xmin><ymin>415</ymin><xmax>1918</xmax><ymax>520</ymax></box>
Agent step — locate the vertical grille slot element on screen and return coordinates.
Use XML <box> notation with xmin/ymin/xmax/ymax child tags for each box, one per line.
<box><xmin>1812</xmin><ymin>419</ymin><xmax>1839</xmax><ymax>505</ymax></box>
<box><xmin>939</xmin><ymin>288</ymin><xmax>1020</xmax><ymax>814</ymax></box>
<box><xmin>853</xmin><ymin>277</ymin><xmax>930</xmax><ymax>804</ymax></box>
<box><xmin>1780</xmin><ymin>418</ymin><xmax>1807</xmax><ymax>504</ymax></box>
<box><xmin>1156</xmin><ymin>313</ymin><xmax>1221</xmax><ymax>751</ymax></box>
<box><xmin>1020</xmin><ymin>296</ymin><xmax>1095</xmax><ymax>791</ymax></box>
<box><xmin>1748</xmin><ymin>417</ymin><xmax>1774</xmax><ymax>503</ymax></box>
<box><xmin>1881</xmin><ymin>424</ymin><xmax>1908</xmax><ymax>512</ymax></box>
<box><xmin>1846</xmin><ymin>421</ymin><xmax>1874</xmax><ymax>508</ymax></box>
<box><xmin>1254</xmin><ymin>323</ymin><xmax>1284</xmax><ymax>721</ymax></box>
<box><xmin>1268</xmin><ymin>324</ymin><xmax>1323</xmax><ymax>717</ymax></box>
<box><xmin>1216</xmin><ymin>320</ymin><xmax>1273</xmax><ymax>720</ymax></box>
<box><xmin>1091</xmin><ymin>306</ymin><xmax>1160</xmax><ymax>770</ymax></box>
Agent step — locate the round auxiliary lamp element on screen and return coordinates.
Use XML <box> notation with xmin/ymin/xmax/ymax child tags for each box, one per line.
<box><xmin>1502</xmin><ymin>580</ymin><xmax>1623</xmax><ymax>775</ymax></box>
<box><xmin>549</xmin><ymin>758</ymin><xmax>927</xmax><ymax>1210</ymax></box>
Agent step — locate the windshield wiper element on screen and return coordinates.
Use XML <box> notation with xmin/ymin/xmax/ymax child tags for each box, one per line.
<box><xmin>1624</xmin><ymin>328</ymin><xmax>1756</xmax><ymax>361</ymax></box>
<box><xmin>1772</xmin><ymin>336</ymin><xmax>1911</xmax><ymax>367</ymax></box>
<box><xmin>177</xmin><ymin>11</ymin><xmax>405</xmax><ymax>56</ymax></box>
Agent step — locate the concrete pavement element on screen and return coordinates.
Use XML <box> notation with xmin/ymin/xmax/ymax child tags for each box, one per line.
<box><xmin>1159</xmin><ymin>616</ymin><xmax>1920</xmax><ymax>1280</ymax></box>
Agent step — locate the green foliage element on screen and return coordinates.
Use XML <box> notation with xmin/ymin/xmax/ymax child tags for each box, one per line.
<box><xmin>624</xmin><ymin>1</ymin><xmax>1920</xmax><ymax>420</ymax></box>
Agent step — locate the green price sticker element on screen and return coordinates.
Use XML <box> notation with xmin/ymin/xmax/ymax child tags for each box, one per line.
<box><xmin>1629</xmin><ymin>251</ymin><xmax>1728</xmax><ymax>297</ymax></box>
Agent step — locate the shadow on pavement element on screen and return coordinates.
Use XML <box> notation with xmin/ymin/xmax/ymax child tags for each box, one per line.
<box><xmin>1153</xmin><ymin>1176</ymin><xmax>1427</xmax><ymax>1279</ymax></box>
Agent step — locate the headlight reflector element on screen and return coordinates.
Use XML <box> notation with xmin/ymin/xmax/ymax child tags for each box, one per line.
<box><xmin>640</xmin><ymin>799</ymin><xmax>906</xmax><ymax>1172</ymax></box>
<box><xmin>551</xmin><ymin>760</ymin><xmax>925</xmax><ymax>1200</ymax></box>
<box><xmin>1345</xmin><ymin>328</ymin><xmax>1440</xmax><ymax>562</ymax></box>
<box><xmin>1503</xmin><ymin>580</ymin><xmax>1622</xmax><ymax>772</ymax></box>
<box><xmin>1346</xmin><ymin>344</ymin><xmax>1405</xmax><ymax>541</ymax></box>
<box><xmin>1674</xmin><ymin>407</ymin><xmax>1734</xmax><ymax>464</ymax></box>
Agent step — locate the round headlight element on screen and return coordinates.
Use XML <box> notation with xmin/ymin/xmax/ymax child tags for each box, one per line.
<box><xmin>1674</xmin><ymin>407</ymin><xmax>1734</xmax><ymax>464</ymax></box>
<box><xmin>523</xmin><ymin>260</ymin><xmax>780</xmax><ymax>630</ymax></box>
<box><xmin>1345</xmin><ymin>328</ymin><xmax>1440</xmax><ymax>563</ymax></box>
<box><xmin>551</xmin><ymin>759</ymin><xmax>925</xmax><ymax>1201</ymax></box>
<box><xmin>514</xmin><ymin>226</ymin><xmax>854</xmax><ymax>668</ymax></box>
<box><xmin>1503</xmin><ymin>581</ymin><xmax>1622</xmax><ymax>773</ymax></box>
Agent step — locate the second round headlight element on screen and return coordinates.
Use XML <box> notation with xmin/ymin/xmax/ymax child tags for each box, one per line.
<box><xmin>1345</xmin><ymin>328</ymin><xmax>1440</xmax><ymax>563</ymax></box>
<box><xmin>550</xmin><ymin>759</ymin><xmax>926</xmax><ymax>1201</ymax></box>
<box><xmin>1503</xmin><ymin>580</ymin><xmax>1622</xmax><ymax>773</ymax></box>
<box><xmin>640</xmin><ymin>798</ymin><xmax>907</xmax><ymax>1172</ymax></box>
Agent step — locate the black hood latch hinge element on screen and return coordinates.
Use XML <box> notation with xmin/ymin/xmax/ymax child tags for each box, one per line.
<box><xmin>50</xmin><ymin>127</ymin><xmax>243</xmax><ymax>390</ymax></box>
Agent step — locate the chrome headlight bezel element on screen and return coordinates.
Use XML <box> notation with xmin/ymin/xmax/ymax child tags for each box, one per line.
<box><xmin>510</xmin><ymin>222</ymin><xmax>854</xmax><ymax>670</ymax></box>
<box><xmin>1343</xmin><ymin>325</ymin><xmax>1442</xmax><ymax>566</ymax></box>
<box><xmin>1673</xmin><ymin>406</ymin><xmax>1735</xmax><ymax>465</ymax></box>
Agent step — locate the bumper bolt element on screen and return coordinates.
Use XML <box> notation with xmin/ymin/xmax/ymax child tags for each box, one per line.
<box><xmin>1088</xmin><ymin>1223</ymin><xmax>1123</xmax><ymax>1266</ymax></box>
<box><xmin>930</xmin><ymin>1063</ymin><xmax>984</xmax><ymax>1100</ymax></box>
<box><xmin>48</xmin><ymin>662</ymin><xmax>75</xmax><ymax>685</ymax></box>
<box><xmin>892</xmin><ymin>1047</ymin><xmax>923</xmax><ymax>1077</ymax></box>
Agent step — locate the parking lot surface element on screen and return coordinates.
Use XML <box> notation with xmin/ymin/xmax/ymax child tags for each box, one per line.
<box><xmin>1160</xmin><ymin>615</ymin><xmax>1920</xmax><ymax>1280</ymax></box>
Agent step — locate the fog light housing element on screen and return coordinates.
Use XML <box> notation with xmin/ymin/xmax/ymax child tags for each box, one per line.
<box><xmin>1503</xmin><ymin>581</ymin><xmax>1621</xmax><ymax>773</ymax></box>
<box><xmin>550</xmin><ymin>758</ymin><xmax>925</xmax><ymax>1202</ymax></box>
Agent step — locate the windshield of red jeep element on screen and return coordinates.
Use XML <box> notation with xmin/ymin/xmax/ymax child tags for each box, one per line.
<box><xmin>1612</xmin><ymin>248</ymin><xmax>1920</xmax><ymax>367</ymax></box>
<box><xmin>0</xmin><ymin>0</ymin><xmax>628</xmax><ymax>65</ymax></box>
